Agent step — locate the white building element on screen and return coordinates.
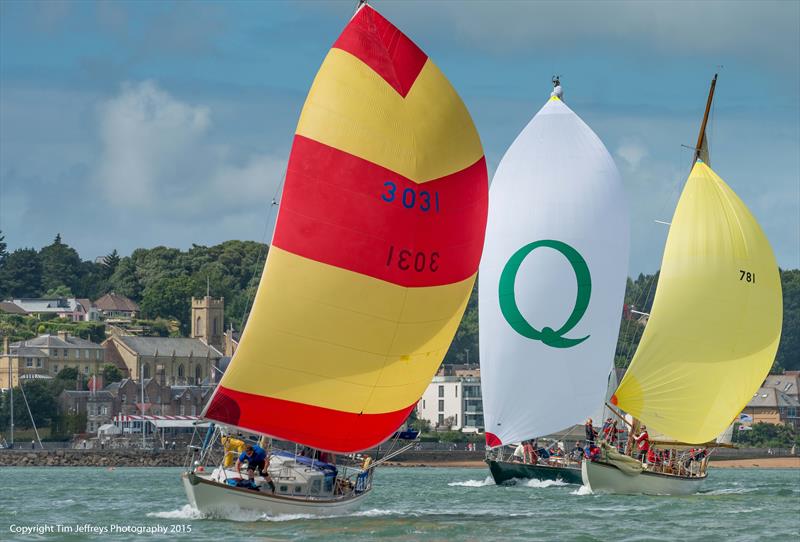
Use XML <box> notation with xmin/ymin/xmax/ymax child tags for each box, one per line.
<box><xmin>417</xmin><ymin>373</ymin><xmax>484</xmax><ymax>433</ymax></box>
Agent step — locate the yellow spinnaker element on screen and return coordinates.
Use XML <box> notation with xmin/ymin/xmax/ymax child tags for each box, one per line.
<box><xmin>614</xmin><ymin>162</ymin><xmax>782</xmax><ymax>443</ymax></box>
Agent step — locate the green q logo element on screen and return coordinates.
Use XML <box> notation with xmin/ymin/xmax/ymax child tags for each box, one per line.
<box><xmin>498</xmin><ymin>240</ymin><xmax>592</xmax><ymax>348</ymax></box>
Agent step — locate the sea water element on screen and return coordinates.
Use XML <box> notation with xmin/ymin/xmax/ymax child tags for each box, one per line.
<box><xmin>1</xmin><ymin>467</ymin><xmax>798</xmax><ymax>541</ymax></box>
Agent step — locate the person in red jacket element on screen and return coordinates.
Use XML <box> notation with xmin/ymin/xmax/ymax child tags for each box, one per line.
<box><xmin>634</xmin><ymin>426</ymin><xmax>650</xmax><ymax>463</ymax></box>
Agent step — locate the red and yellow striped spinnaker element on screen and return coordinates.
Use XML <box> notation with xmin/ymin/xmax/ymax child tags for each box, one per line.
<box><xmin>203</xmin><ymin>5</ymin><xmax>488</xmax><ymax>452</ymax></box>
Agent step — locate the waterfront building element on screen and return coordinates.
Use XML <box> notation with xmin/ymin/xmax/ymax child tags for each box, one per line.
<box><xmin>0</xmin><ymin>332</ymin><xmax>106</xmax><ymax>388</ymax></box>
<box><xmin>417</xmin><ymin>367</ymin><xmax>484</xmax><ymax>433</ymax></box>
<box><xmin>743</xmin><ymin>371</ymin><xmax>800</xmax><ymax>430</ymax></box>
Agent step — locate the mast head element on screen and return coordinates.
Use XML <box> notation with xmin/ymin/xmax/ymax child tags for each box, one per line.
<box><xmin>550</xmin><ymin>75</ymin><xmax>563</xmax><ymax>100</ymax></box>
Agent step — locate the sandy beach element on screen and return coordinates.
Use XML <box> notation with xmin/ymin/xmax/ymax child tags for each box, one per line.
<box><xmin>710</xmin><ymin>457</ymin><xmax>800</xmax><ymax>469</ymax></box>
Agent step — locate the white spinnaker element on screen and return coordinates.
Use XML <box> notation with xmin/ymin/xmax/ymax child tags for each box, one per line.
<box><xmin>479</xmin><ymin>97</ymin><xmax>629</xmax><ymax>447</ymax></box>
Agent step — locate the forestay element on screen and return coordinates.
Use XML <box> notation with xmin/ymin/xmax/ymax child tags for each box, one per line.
<box><xmin>480</xmin><ymin>96</ymin><xmax>629</xmax><ymax>447</ymax></box>
<box><xmin>613</xmin><ymin>162</ymin><xmax>782</xmax><ymax>443</ymax></box>
<box><xmin>203</xmin><ymin>5</ymin><xmax>488</xmax><ymax>453</ymax></box>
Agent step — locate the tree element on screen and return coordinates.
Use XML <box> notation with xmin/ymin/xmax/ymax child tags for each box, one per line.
<box><xmin>140</xmin><ymin>275</ymin><xmax>197</xmax><ymax>333</ymax></box>
<box><xmin>774</xmin><ymin>269</ymin><xmax>800</xmax><ymax>372</ymax></box>
<box><xmin>56</xmin><ymin>367</ymin><xmax>80</xmax><ymax>382</ymax></box>
<box><xmin>39</xmin><ymin>234</ymin><xmax>83</xmax><ymax>294</ymax></box>
<box><xmin>44</xmin><ymin>285</ymin><xmax>74</xmax><ymax>298</ymax></box>
<box><xmin>0</xmin><ymin>230</ymin><xmax>6</xmax><ymax>263</ymax></box>
<box><xmin>101</xmin><ymin>364</ymin><xmax>123</xmax><ymax>384</ymax></box>
<box><xmin>0</xmin><ymin>248</ymin><xmax>43</xmax><ymax>298</ymax></box>
<box><xmin>108</xmin><ymin>257</ymin><xmax>142</xmax><ymax>300</ymax></box>
<box><xmin>0</xmin><ymin>380</ymin><xmax>58</xmax><ymax>429</ymax></box>
<box><xmin>102</xmin><ymin>249</ymin><xmax>121</xmax><ymax>278</ymax></box>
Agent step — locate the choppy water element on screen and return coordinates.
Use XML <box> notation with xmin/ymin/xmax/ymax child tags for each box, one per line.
<box><xmin>2</xmin><ymin>467</ymin><xmax>798</xmax><ymax>541</ymax></box>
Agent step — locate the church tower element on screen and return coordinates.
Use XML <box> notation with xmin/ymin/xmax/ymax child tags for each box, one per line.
<box><xmin>191</xmin><ymin>296</ymin><xmax>224</xmax><ymax>352</ymax></box>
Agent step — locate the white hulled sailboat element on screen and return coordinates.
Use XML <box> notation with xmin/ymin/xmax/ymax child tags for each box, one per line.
<box><xmin>582</xmin><ymin>74</ymin><xmax>783</xmax><ymax>495</ymax></box>
<box><xmin>183</xmin><ymin>2</ymin><xmax>488</xmax><ymax>515</ymax></box>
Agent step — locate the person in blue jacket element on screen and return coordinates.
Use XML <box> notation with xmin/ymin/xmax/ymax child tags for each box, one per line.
<box><xmin>236</xmin><ymin>444</ymin><xmax>275</xmax><ymax>492</ymax></box>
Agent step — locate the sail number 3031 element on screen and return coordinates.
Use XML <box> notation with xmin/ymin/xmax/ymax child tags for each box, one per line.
<box><xmin>382</xmin><ymin>181</ymin><xmax>439</xmax><ymax>212</ymax></box>
<box><xmin>386</xmin><ymin>246</ymin><xmax>439</xmax><ymax>272</ymax></box>
<box><xmin>739</xmin><ymin>270</ymin><xmax>756</xmax><ymax>283</ymax></box>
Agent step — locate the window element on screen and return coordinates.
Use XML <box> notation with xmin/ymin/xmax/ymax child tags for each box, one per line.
<box><xmin>63</xmin><ymin>349</ymin><xmax>68</xmax><ymax>357</ymax></box>
<box><xmin>438</xmin><ymin>414</ymin><xmax>444</xmax><ymax>425</ymax></box>
<box><xmin>85</xmin><ymin>349</ymin><xmax>90</xmax><ymax>359</ymax></box>
<box><xmin>213</xmin><ymin>317</ymin><xmax>218</xmax><ymax>335</ymax></box>
<box><xmin>455</xmin><ymin>386</ymin><xmax>458</xmax><ymax>398</ymax></box>
<box><xmin>180</xmin><ymin>405</ymin><xmax>185</xmax><ymax>415</ymax></box>
<box><xmin>195</xmin><ymin>365</ymin><xmax>202</xmax><ymax>383</ymax></box>
<box><xmin>36</xmin><ymin>359</ymin><xmax>42</xmax><ymax>368</ymax></box>
<box><xmin>26</xmin><ymin>358</ymin><xmax>33</xmax><ymax>368</ymax></box>
<box><xmin>76</xmin><ymin>349</ymin><xmax>81</xmax><ymax>359</ymax></box>
<box><xmin>196</xmin><ymin>316</ymin><xmax>202</xmax><ymax>334</ymax></box>
<box><xmin>455</xmin><ymin>414</ymin><xmax>458</xmax><ymax>426</ymax></box>
<box><xmin>53</xmin><ymin>364</ymin><xmax>59</xmax><ymax>373</ymax></box>
<box><xmin>438</xmin><ymin>400</ymin><xmax>444</xmax><ymax>412</ymax></box>
<box><xmin>422</xmin><ymin>400</ymin><xmax>426</xmax><ymax>409</ymax></box>
<box><xmin>52</xmin><ymin>350</ymin><xmax>58</xmax><ymax>357</ymax></box>
<box><xmin>192</xmin><ymin>405</ymin><xmax>197</xmax><ymax>416</ymax></box>
<box><xmin>101</xmin><ymin>406</ymin><xmax>108</xmax><ymax>415</ymax></box>
<box><xmin>178</xmin><ymin>364</ymin><xmax>185</xmax><ymax>378</ymax></box>
<box><xmin>84</xmin><ymin>366</ymin><xmax>89</xmax><ymax>374</ymax></box>
<box><xmin>96</xmin><ymin>351</ymin><xmax>101</xmax><ymax>360</ymax></box>
<box><xmin>142</xmin><ymin>364</ymin><xmax>150</xmax><ymax>380</ymax></box>
<box><xmin>438</xmin><ymin>385</ymin><xmax>444</xmax><ymax>398</ymax></box>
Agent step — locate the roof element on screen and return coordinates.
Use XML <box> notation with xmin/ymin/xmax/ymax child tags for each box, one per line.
<box><xmin>20</xmin><ymin>334</ymin><xmax>103</xmax><ymax>349</ymax></box>
<box><xmin>94</xmin><ymin>293</ymin><xmax>140</xmax><ymax>313</ymax></box>
<box><xmin>763</xmin><ymin>374</ymin><xmax>800</xmax><ymax>397</ymax></box>
<box><xmin>746</xmin><ymin>387</ymin><xmax>800</xmax><ymax>409</ymax></box>
<box><xmin>11</xmin><ymin>298</ymin><xmax>80</xmax><ymax>313</ymax></box>
<box><xmin>115</xmin><ymin>336</ymin><xmax>222</xmax><ymax>358</ymax></box>
<box><xmin>0</xmin><ymin>301</ymin><xmax>27</xmax><ymax>314</ymax></box>
<box><xmin>77</xmin><ymin>298</ymin><xmax>95</xmax><ymax>311</ymax></box>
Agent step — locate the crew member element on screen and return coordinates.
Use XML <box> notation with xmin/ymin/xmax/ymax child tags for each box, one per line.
<box><xmin>236</xmin><ymin>444</ymin><xmax>275</xmax><ymax>492</ymax></box>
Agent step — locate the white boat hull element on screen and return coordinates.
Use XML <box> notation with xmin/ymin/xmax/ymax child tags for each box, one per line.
<box><xmin>182</xmin><ymin>472</ymin><xmax>369</xmax><ymax>517</ymax></box>
<box><xmin>581</xmin><ymin>459</ymin><xmax>706</xmax><ymax>495</ymax></box>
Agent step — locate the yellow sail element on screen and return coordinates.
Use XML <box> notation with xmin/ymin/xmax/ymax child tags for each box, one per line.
<box><xmin>613</xmin><ymin>161</ymin><xmax>782</xmax><ymax>443</ymax></box>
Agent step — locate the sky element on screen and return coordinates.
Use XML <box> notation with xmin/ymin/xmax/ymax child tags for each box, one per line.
<box><xmin>1</xmin><ymin>0</ymin><xmax>798</xmax><ymax>275</ymax></box>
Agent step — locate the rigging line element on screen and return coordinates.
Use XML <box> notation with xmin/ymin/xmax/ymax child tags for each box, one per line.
<box><xmin>238</xmin><ymin>173</ymin><xmax>286</xmax><ymax>333</ymax></box>
<box><xmin>17</xmin><ymin>381</ymin><xmax>43</xmax><ymax>449</ymax></box>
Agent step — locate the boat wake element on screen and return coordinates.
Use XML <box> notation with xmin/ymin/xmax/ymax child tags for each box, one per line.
<box><xmin>147</xmin><ymin>505</ymin><xmax>205</xmax><ymax>520</ymax></box>
<box><xmin>447</xmin><ymin>476</ymin><xmax>495</xmax><ymax>487</ymax></box>
<box><xmin>570</xmin><ymin>485</ymin><xmax>593</xmax><ymax>496</ymax></box>
<box><xmin>524</xmin><ymin>479</ymin><xmax>568</xmax><ymax>488</ymax></box>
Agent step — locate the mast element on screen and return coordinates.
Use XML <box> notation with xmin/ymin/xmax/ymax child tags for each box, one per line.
<box><xmin>693</xmin><ymin>73</ymin><xmax>718</xmax><ymax>166</ymax></box>
<box><xmin>9</xmin><ymin>351</ymin><xmax>13</xmax><ymax>449</ymax></box>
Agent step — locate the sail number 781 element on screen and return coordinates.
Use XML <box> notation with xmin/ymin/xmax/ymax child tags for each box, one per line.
<box><xmin>739</xmin><ymin>270</ymin><xmax>756</xmax><ymax>283</ymax></box>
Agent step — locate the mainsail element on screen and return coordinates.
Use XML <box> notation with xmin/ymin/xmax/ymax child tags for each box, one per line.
<box><xmin>612</xmin><ymin>160</ymin><xmax>783</xmax><ymax>443</ymax></box>
<box><xmin>479</xmin><ymin>92</ymin><xmax>629</xmax><ymax>447</ymax></box>
<box><xmin>203</xmin><ymin>5</ymin><xmax>488</xmax><ymax>452</ymax></box>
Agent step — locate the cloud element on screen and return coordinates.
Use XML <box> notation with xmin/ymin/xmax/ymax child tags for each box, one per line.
<box><xmin>367</xmin><ymin>0</ymin><xmax>799</xmax><ymax>68</ymax></box>
<box><xmin>616</xmin><ymin>139</ymin><xmax>648</xmax><ymax>170</ymax></box>
<box><xmin>95</xmin><ymin>81</ymin><xmax>211</xmax><ymax>206</ymax></box>
<box><xmin>94</xmin><ymin>80</ymin><xmax>285</xmax><ymax>219</ymax></box>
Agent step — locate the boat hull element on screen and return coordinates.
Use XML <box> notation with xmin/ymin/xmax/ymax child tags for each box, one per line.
<box><xmin>581</xmin><ymin>459</ymin><xmax>706</xmax><ymax>495</ymax></box>
<box><xmin>487</xmin><ymin>459</ymin><xmax>583</xmax><ymax>485</ymax></box>
<box><xmin>182</xmin><ymin>472</ymin><xmax>369</xmax><ymax>517</ymax></box>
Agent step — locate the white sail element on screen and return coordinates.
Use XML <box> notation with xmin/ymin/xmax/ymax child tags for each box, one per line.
<box><xmin>479</xmin><ymin>96</ymin><xmax>629</xmax><ymax>447</ymax></box>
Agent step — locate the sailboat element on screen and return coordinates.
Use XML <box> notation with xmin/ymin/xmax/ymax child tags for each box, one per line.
<box><xmin>479</xmin><ymin>79</ymin><xmax>630</xmax><ymax>485</ymax></box>
<box><xmin>582</xmin><ymin>74</ymin><xmax>783</xmax><ymax>495</ymax></box>
<box><xmin>182</xmin><ymin>2</ymin><xmax>488</xmax><ymax>515</ymax></box>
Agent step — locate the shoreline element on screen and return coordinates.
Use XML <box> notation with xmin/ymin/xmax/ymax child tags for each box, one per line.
<box><xmin>1</xmin><ymin>450</ymin><xmax>797</xmax><ymax>469</ymax></box>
